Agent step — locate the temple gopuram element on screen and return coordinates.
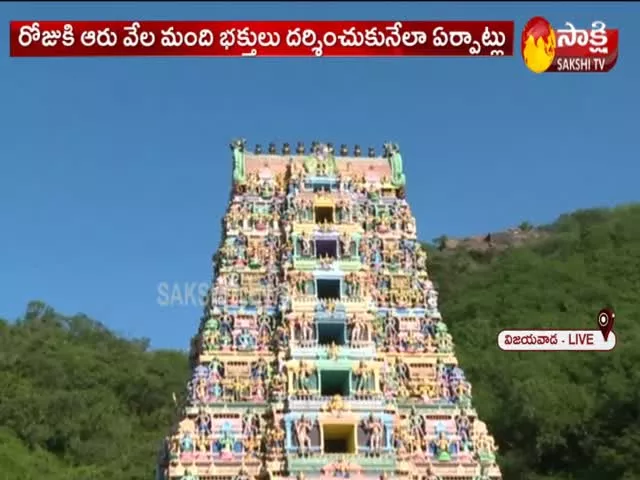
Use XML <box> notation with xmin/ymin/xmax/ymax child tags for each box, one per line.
<box><xmin>157</xmin><ymin>140</ymin><xmax>502</xmax><ymax>480</ymax></box>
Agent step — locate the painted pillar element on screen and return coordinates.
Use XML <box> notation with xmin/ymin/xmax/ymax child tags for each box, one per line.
<box><xmin>352</xmin><ymin>424</ymin><xmax>358</xmax><ymax>454</ymax></box>
<box><xmin>286</xmin><ymin>420</ymin><xmax>292</xmax><ymax>450</ymax></box>
<box><xmin>385</xmin><ymin>423</ymin><xmax>392</xmax><ymax>449</ymax></box>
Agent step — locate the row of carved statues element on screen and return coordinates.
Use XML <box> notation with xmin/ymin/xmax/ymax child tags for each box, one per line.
<box><xmin>288</xmin><ymin>174</ymin><xmax>405</xmax><ymax>198</ymax></box>
<box><xmin>166</xmin><ymin>409</ymin><xmax>496</xmax><ymax>465</ymax></box>
<box><xmin>229</xmin><ymin>174</ymin><xmax>409</xmax><ymax>211</ymax></box>
<box><xmin>288</xmin><ymin>194</ymin><xmax>411</xmax><ymax>216</ymax></box>
<box><xmin>234</xmin><ymin>159</ymin><xmax>403</xmax><ymax>200</ymax></box>
<box><xmin>184</xmin><ymin>356</ymin><xmax>469</xmax><ymax>406</ymax></box>
<box><xmin>195</xmin><ymin>303</ymin><xmax>452</xmax><ymax>354</ymax></box>
<box><xmin>283</xmin><ymin>271</ymin><xmax>436</xmax><ymax>301</ymax></box>
<box><xmin>226</xmin><ymin>210</ymin><xmax>282</xmax><ymax>233</ymax></box>
<box><xmin>215</xmin><ymin>236</ymin><xmax>429</xmax><ymax>276</ymax></box>
<box><xmin>285</xmin><ymin>200</ymin><xmax>416</xmax><ymax>231</ymax></box>
<box><xmin>285</xmin><ymin>141</ymin><xmax>405</xmax><ymax>186</ymax></box>
<box><xmin>235</xmin><ymin>165</ymin><xmax>408</xmax><ymax>201</ymax></box>
<box><xmin>225</xmin><ymin>177</ymin><xmax>417</xmax><ymax>247</ymax></box>
<box><xmin>206</xmin><ymin>278</ymin><xmax>438</xmax><ymax>310</ymax></box>
<box><xmin>225</xmin><ymin>208</ymin><xmax>417</xmax><ymax>236</ymax></box>
<box><xmin>228</xmin><ymin>172</ymin><xmax>409</xmax><ymax>214</ymax></box>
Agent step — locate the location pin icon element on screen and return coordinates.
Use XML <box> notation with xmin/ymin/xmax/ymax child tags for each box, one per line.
<box><xmin>597</xmin><ymin>308</ymin><xmax>615</xmax><ymax>341</ymax></box>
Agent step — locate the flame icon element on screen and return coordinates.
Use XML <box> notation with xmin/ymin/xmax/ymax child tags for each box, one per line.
<box><xmin>521</xmin><ymin>16</ymin><xmax>556</xmax><ymax>73</ymax></box>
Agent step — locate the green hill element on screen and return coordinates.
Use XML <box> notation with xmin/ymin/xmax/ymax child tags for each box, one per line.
<box><xmin>1</xmin><ymin>204</ymin><xmax>639</xmax><ymax>480</ymax></box>
<box><xmin>0</xmin><ymin>306</ymin><xmax>189</xmax><ymax>480</ymax></box>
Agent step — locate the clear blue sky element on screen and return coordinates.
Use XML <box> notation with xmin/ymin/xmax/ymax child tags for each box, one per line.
<box><xmin>1</xmin><ymin>2</ymin><xmax>638</xmax><ymax>349</ymax></box>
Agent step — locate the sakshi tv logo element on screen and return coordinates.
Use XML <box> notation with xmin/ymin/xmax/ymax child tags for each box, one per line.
<box><xmin>521</xmin><ymin>17</ymin><xmax>619</xmax><ymax>73</ymax></box>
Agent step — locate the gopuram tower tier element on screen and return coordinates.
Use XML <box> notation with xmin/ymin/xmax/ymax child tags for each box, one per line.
<box><xmin>157</xmin><ymin>140</ymin><xmax>502</xmax><ymax>480</ymax></box>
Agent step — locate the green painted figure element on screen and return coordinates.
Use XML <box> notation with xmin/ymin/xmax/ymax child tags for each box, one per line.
<box><xmin>231</xmin><ymin>139</ymin><xmax>246</xmax><ymax>185</ymax></box>
<box><xmin>384</xmin><ymin>142</ymin><xmax>406</xmax><ymax>187</ymax></box>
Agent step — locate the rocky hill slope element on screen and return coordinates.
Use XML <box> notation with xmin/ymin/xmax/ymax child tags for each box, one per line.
<box><xmin>435</xmin><ymin>224</ymin><xmax>550</xmax><ymax>252</ymax></box>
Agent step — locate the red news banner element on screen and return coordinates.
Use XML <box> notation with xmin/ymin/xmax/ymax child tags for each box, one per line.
<box><xmin>10</xmin><ymin>20</ymin><xmax>515</xmax><ymax>57</ymax></box>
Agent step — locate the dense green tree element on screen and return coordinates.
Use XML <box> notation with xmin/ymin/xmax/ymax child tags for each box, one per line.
<box><xmin>0</xmin><ymin>204</ymin><xmax>638</xmax><ymax>479</ymax></box>
<box><xmin>0</xmin><ymin>305</ymin><xmax>189</xmax><ymax>479</ymax></box>
<box><xmin>427</xmin><ymin>204</ymin><xmax>640</xmax><ymax>480</ymax></box>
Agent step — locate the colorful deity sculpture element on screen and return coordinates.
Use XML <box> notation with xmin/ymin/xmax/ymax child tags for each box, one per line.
<box><xmin>231</xmin><ymin>138</ymin><xmax>247</xmax><ymax>185</ymax></box>
<box><xmin>383</xmin><ymin>142</ymin><xmax>405</xmax><ymax>187</ymax></box>
<box><xmin>157</xmin><ymin>140</ymin><xmax>502</xmax><ymax>480</ymax></box>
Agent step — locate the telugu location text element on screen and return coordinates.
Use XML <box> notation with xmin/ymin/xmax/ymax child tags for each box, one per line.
<box><xmin>497</xmin><ymin>329</ymin><xmax>617</xmax><ymax>351</ymax></box>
